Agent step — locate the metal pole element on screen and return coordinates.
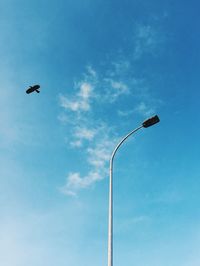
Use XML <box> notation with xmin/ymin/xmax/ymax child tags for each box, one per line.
<box><xmin>107</xmin><ymin>125</ymin><xmax>143</xmax><ymax>266</ymax></box>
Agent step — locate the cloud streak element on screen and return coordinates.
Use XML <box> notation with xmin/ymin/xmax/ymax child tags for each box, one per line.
<box><xmin>133</xmin><ymin>24</ymin><xmax>162</xmax><ymax>59</ymax></box>
<box><xmin>58</xmin><ymin>23</ymin><xmax>163</xmax><ymax>196</ymax></box>
<box><xmin>59</xmin><ymin>123</ymin><xmax>117</xmax><ymax>196</ymax></box>
<box><xmin>59</xmin><ymin>81</ymin><xmax>93</xmax><ymax>112</ymax></box>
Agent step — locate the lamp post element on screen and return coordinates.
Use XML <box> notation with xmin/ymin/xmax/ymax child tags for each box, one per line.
<box><xmin>107</xmin><ymin>115</ymin><xmax>160</xmax><ymax>266</ymax></box>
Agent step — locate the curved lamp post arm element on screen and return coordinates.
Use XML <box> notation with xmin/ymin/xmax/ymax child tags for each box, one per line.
<box><xmin>110</xmin><ymin>125</ymin><xmax>143</xmax><ymax>170</ymax></box>
<box><xmin>107</xmin><ymin>115</ymin><xmax>160</xmax><ymax>266</ymax></box>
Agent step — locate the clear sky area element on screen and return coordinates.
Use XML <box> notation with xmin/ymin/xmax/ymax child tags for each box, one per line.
<box><xmin>0</xmin><ymin>0</ymin><xmax>200</xmax><ymax>265</ymax></box>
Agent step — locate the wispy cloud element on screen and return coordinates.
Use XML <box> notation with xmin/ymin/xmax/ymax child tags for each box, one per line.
<box><xmin>58</xmin><ymin>62</ymin><xmax>160</xmax><ymax>195</ymax></box>
<box><xmin>86</xmin><ymin>65</ymin><xmax>97</xmax><ymax>78</ymax></box>
<box><xmin>134</xmin><ymin>102</ymin><xmax>156</xmax><ymax>117</ymax></box>
<box><xmin>58</xmin><ymin>23</ymin><xmax>163</xmax><ymax>196</ymax></box>
<box><xmin>133</xmin><ymin>24</ymin><xmax>162</xmax><ymax>59</ymax></box>
<box><xmin>59</xmin><ymin>123</ymin><xmax>117</xmax><ymax>196</ymax></box>
<box><xmin>87</xmin><ymin>138</ymin><xmax>112</xmax><ymax>168</ymax></box>
<box><xmin>59</xmin><ymin>81</ymin><xmax>93</xmax><ymax>112</ymax></box>
<box><xmin>74</xmin><ymin>126</ymin><xmax>96</xmax><ymax>141</ymax></box>
<box><xmin>58</xmin><ymin>67</ymin><xmax>119</xmax><ymax>196</ymax></box>
<box><xmin>117</xmin><ymin>101</ymin><xmax>155</xmax><ymax>118</ymax></box>
<box><xmin>103</xmin><ymin>78</ymin><xmax>130</xmax><ymax>102</ymax></box>
<box><xmin>60</xmin><ymin>171</ymin><xmax>102</xmax><ymax>196</ymax></box>
<box><xmin>70</xmin><ymin>126</ymin><xmax>96</xmax><ymax>148</ymax></box>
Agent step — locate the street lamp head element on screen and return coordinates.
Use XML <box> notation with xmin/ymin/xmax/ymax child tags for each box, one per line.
<box><xmin>142</xmin><ymin>115</ymin><xmax>160</xmax><ymax>128</ymax></box>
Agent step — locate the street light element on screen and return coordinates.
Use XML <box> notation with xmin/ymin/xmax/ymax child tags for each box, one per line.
<box><xmin>107</xmin><ymin>115</ymin><xmax>160</xmax><ymax>266</ymax></box>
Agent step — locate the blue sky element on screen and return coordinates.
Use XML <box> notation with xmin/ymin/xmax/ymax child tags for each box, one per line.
<box><xmin>0</xmin><ymin>0</ymin><xmax>200</xmax><ymax>265</ymax></box>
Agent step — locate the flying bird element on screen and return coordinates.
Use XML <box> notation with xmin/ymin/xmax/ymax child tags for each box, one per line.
<box><xmin>26</xmin><ymin>84</ymin><xmax>40</xmax><ymax>94</ymax></box>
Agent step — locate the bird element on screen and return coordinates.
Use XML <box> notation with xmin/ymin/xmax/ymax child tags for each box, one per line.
<box><xmin>26</xmin><ymin>84</ymin><xmax>40</xmax><ymax>94</ymax></box>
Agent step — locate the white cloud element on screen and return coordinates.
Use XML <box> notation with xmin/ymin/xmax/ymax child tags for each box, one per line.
<box><xmin>57</xmin><ymin>113</ymin><xmax>71</xmax><ymax>124</ymax></box>
<box><xmin>58</xmin><ymin>63</ymin><xmax>159</xmax><ymax>196</ymax></box>
<box><xmin>59</xmin><ymin>171</ymin><xmax>103</xmax><ymax>196</ymax></box>
<box><xmin>70</xmin><ymin>140</ymin><xmax>83</xmax><ymax>148</ymax></box>
<box><xmin>103</xmin><ymin>78</ymin><xmax>130</xmax><ymax>102</ymax></box>
<box><xmin>110</xmin><ymin>80</ymin><xmax>129</xmax><ymax>93</ymax></box>
<box><xmin>70</xmin><ymin>126</ymin><xmax>96</xmax><ymax>147</ymax></box>
<box><xmin>111</xmin><ymin>60</ymin><xmax>130</xmax><ymax>75</ymax></box>
<box><xmin>87</xmin><ymin>138</ymin><xmax>113</xmax><ymax>168</ymax></box>
<box><xmin>58</xmin><ymin>60</ymin><xmax>161</xmax><ymax>196</ymax></box>
<box><xmin>135</xmin><ymin>102</ymin><xmax>155</xmax><ymax>117</ymax></box>
<box><xmin>59</xmin><ymin>94</ymin><xmax>89</xmax><ymax>112</ymax></box>
<box><xmin>118</xmin><ymin>101</ymin><xmax>156</xmax><ymax>118</ymax></box>
<box><xmin>78</xmin><ymin>82</ymin><xmax>93</xmax><ymax>99</ymax></box>
<box><xmin>59</xmin><ymin>81</ymin><xmax>94</xmax><ymax>113</ymax></box>
<box><xmin>74</xmin><ymin>127</ymin><xmax>96</xmax><ymax>141</ymax></box>
<box><xmin>60</xmin><ymin>124</ymin><xmax>117</xmax><ymax>196</ymax></box>
<box><xmin>133</xmin><ymin>24</ymin><xmax>160</xmax><ymax>59</ymax></box>
<box><xmin>86</xmin><ymin>65</ymin><xmax>97</xmax><ymax>78</ymax></box>
<box><xmin>118</xmin><ymin>109</ymin><xmax>134</xmax><ymax>117</ymax></box>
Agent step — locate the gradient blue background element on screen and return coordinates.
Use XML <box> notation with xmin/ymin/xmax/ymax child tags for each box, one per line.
<box><xmin>0</xmin><ymin>1</ymin><xmax>200</xmax><ymax>265</ymax></box>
